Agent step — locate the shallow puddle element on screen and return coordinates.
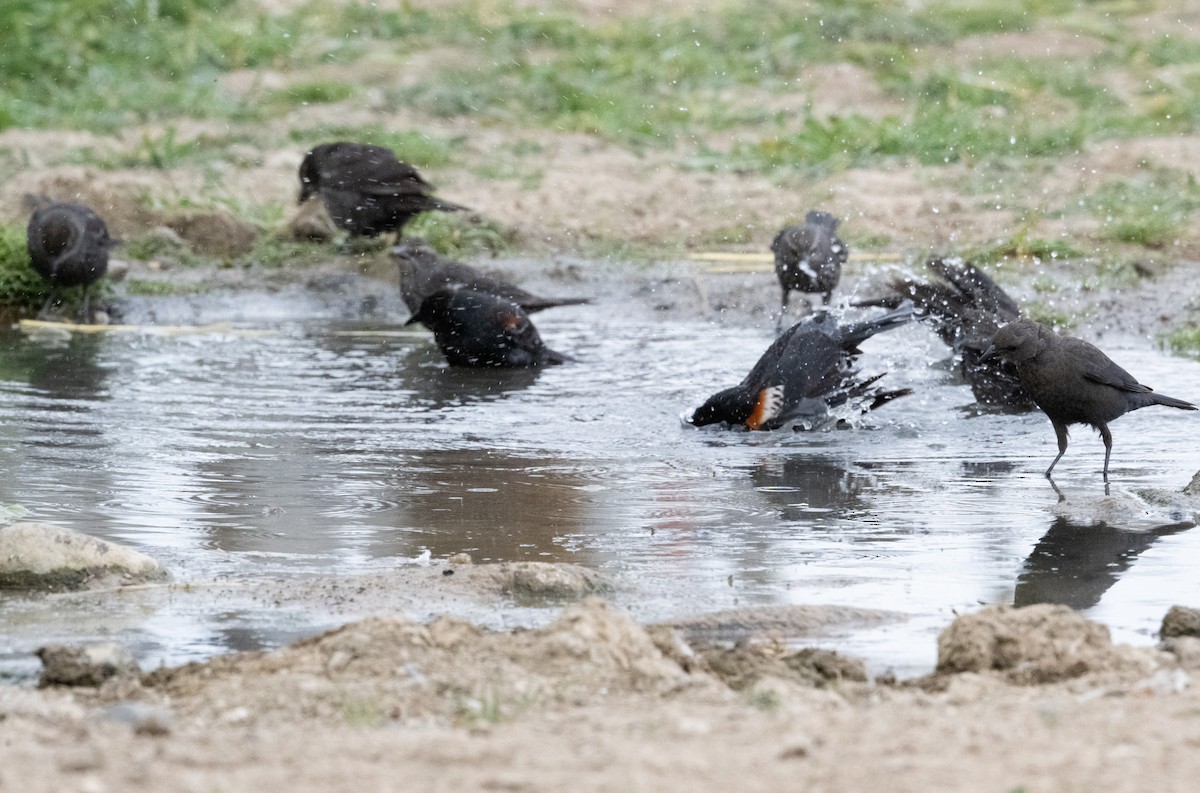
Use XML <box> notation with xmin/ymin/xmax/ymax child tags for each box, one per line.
<box><xmin>2</xmin><ymin>285</ymin><xmax>1199</xmax><ymax>680</ymax></box>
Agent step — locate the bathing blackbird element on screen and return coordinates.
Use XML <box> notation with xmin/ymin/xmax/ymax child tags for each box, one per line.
<box><xmin>857</xmin><ymin>257</ymin><xmax>1032</xmax><ymax>409</ymax></box>
<box><xmin>406</xmin><ymin>287</ymin><xmax>571</xmax><ymax>368</ymax></box>
<box><xmin>26</xmin><ymin>202</ymin><xmax>119</xmax><ymax>321</ymax></box>
<box><xmin>688</xmin><ymin>303</ymin><xmax>914</xmax><ymax>431</ymax></box>
<box><xmin>298</xmin><ymin>142</ymin><xmax>469</xmax><ymax>240</ymax></box>
<box><xmin>392</xmin><ymin>239</ymin><xmax>590</xmax><ymax>317</ymax></box>
<box><xmin>981</xmin><ymin>318</ymin><xmax>1197</xmax><ymax>480</ymax></box>
<box><xmin>771</xmin><ymin>210</ymin><xmax>847</xmax><ymax>330</ymax></box>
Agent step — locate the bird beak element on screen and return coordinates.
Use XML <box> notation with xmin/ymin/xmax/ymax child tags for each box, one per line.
<box><xmin>978</xmin><ymin>344</ymin><xmax>997</xmax><ymax>363</ymax></box>
<box><xmin>404</xmin><ymin>314</ymin><xmax>421</xmax><ymax>327</ymax></box>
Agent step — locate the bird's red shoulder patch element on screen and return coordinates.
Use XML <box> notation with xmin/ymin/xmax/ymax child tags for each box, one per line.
<box><xmin>746</xmin><ymin>384</ymin><xmax>785</xmax><ymax>430</ymax></box>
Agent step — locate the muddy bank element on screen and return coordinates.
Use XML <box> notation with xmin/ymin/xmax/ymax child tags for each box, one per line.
<box><xmin>4</xmin><ymin>598</ymin><xmax>1200</xmax><ymax>793</ymax></box>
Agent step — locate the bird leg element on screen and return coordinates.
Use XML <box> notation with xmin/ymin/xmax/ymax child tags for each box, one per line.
<box><xmin>78</xmin><ymin>285</ymin><xmax>92</xmax><ymax>324</ymax></box>
<box><xmin>1045</xmin><ymin>421</ymin><xmax>1070</xmax><ymax>478</ymax></box>
<box><xmin>1099</xmin><ymin>423</ymin><xmax>1113</xmax><ymax>482</ymax></box>
<box><xmin>37</xmin><ymin>292</ymin><xmax>59</xmax><ymax>320</ymax></box>
<box><xmin>775</xmin><ymin>290</ymin><xmax>791</xmax><ymax>334</ymax></box>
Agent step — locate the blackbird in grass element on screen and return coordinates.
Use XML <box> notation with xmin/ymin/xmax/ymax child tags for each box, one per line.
<box><xmin>298</xmin><ymin>142</ymin><xmax>468</xmax><ymax>240</ymax></box>
<box><xmin>406</xmin><ymin>287</ymin><xmax>571</xmax><ymax>368</ymax></box>
<box><xmin>771</xmin><ymin>210</ymin><xmax>847</xmax><ymax>330</ymax></box>
<box><xmin>857</xmin><ymin>257</ymin><xmax>1032</xmax><ymax>409</ymax></box>
<box><xmin>981</xmin><ymin>318</ymin><xmax>1197</xmax><ymax>480</ymax></box>
<box><xmin>688</xmin><ymin>303</ymin><xmax>914</xmax><ymax>431</ymax></box>
<box><xmin>26</xmin><ymin>202</ymin><xmax>119</xmax><ymax>321</ymax></box>
<box><xmin>392</xmin><ymin>239</ymin><xmax>589</xmax><ymax>317</ymax></box>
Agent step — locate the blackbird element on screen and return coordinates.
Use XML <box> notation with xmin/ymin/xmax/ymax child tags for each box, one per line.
<box><xmin>771</xmin><ymin>210</ymin><xmax>847</xmax><ymax>330</ymax></box>
<box><xmin>298</xmin><ymin>142</ymin><xmax>468</xmax><ymax>240</ymax></box>
<box><xmin>981</xmin><ymin>318</ymin><xmax>1196</xmax><ymax>480</ymax></box>
<box><xmin>405</xmin><ymin>287</ymin><xmax>571</xmax><ymax>368</ymax></box>
<box><xmin>392</xmin><ymin>239</ymin><xmax>589</xmax><ymax>317</ymax></box>
<box><xmin>688</xmin><ymin>303</ymin><xmax>914</xmax><ymax>431</ymax></box>
<box><xmin>26</xmin><ymin>202</ymin><xmax>119</xmax><ymax>321</ymax></box>
<box><xmin>857</xmin><ymin>257</ymin><xmax>1032</xmax><ymax>409</ymax></box>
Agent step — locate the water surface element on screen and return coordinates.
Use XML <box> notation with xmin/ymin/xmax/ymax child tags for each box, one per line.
<box><xmin>2</xmin><ymin>289</ymin><xmax>1198</xmax><ymax>679</ymax></box>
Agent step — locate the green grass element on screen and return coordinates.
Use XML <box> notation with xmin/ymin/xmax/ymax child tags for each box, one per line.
<box><xmin>406</xmin><ymin>213</ymin><xmax>516</xmax><ymax>259</ymax></box>
<box><xmin>1161</xmin><ymin>325</ymin><xmax>1200</xmax><ymax>359</ymax></box>
<box><xmin>8</xmin><ymin>0</ymin><xmax>1200</xmax><ymax>184</ymax></box>
<box><xmin>1080</xmin><ymin>169</ymin><xmax>1200</xmax><ymax>247</ymax></box>
<box><xmin>288</xmin><ymin>126</ymin><xmax>459</xmax><ymax>169</ymax></box>
<box><xmin>0</xmin><ymin>225</ymin><xmax>47</xmax><ymax>309</ymax></box>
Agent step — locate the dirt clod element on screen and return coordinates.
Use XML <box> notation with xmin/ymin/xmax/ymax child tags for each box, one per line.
<box><xmin>1161</xmin><ymin>605</ymin><xmax>1200</xmax><ymax>638</ymax></box>
<box><xmin>936</xmin><ymin>604</ymin><xmax>1115</xmax><ymax>683</ymax></box>
<box><xmin>37</xmin><ymin>643</ymin><xmax>140</xmax><ymax>688</ymax></box>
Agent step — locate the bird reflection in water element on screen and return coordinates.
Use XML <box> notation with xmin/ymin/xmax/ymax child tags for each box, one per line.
<box><xmin>1014</xmin><ymin>517</ymin><xmax>1194</xmax><ymax>610</ymax></box>
<box><xmin>750</xmin><ymin>455</ymin><xmax>869</xmax><ymax>520</ymax></box>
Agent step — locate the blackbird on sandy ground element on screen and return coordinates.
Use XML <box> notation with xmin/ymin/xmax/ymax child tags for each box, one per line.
<box><xmin>771</xmin><ymin>210</ymin><xmax>847</xmax><ymax>331</ymax></box>
<box><xmin>26</xmin><ymin>201</ymin><xmax>120</xmax><ymax>322</ymax></box>
<box><xmin>392</xmin><ymin>238</ymin><xmax>590</xmax><ymax>317</ymax></box>
<box><xmin>687</xmin><ymin>303</ymin><xmax>914</xmax><ymax>431</ymax></box>
<box><xmin>981</xmin><ymin>318</ymin><xmax>1197</xmax><ymax>481</ymax></box>
<box><xmin>406</xmin><ymin>287</ymin><xmax>572</xmax><ymax>368</ymax></box>
<box><xmin>298</xmin><ymin>142</ymin><xmax>469</xmax><ymax>241</ymax></box>
<box><xmin>856</xmin><ymin>257</ymin><xmax>1033</xmax><ymax>410</ymax></box>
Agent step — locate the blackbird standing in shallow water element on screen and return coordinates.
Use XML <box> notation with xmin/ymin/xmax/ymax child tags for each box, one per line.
<box><xmin>406</xmin><ymin>287</ymin><xmax>571</xmax><ymax>368</ymax></box>
<box><xmin>298</xmin><ymin>142</ymin><xmax>468</xmax><ymax>241</ymax></box>
<box><xmin>688</xmin><ymin>303</ymin><xmax>914</xmax><ymax>431</ymax></box>
<box><xmin>392</xmin><ymin>239</ymin><xmax>589</xmax><ymax>317</ymax></box>
<box><xmin>856</xmin><ymin>257</ymin><xmax>1032</xmax><ymax>409</ymax></box>
<box><xmin>26</xmin><ymin>202</ymin><xmax>119</xmax><ymax>321</ymax></box>
<box><xmin>771</xmin><ymin>210</ymin><xmax>847</xmax><ymax>330</ymax></box>
<box><xmin>981</xmin><ymin>318</ymin><xmax>1196</xmax><ymax>481</ymax></box>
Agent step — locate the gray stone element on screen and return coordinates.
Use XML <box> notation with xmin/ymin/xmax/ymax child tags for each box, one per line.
<box><xmin>1161</xmin><ymin>605</ymin><xmax>1200</xmax><ymax>638</ymax></box>
<box><xmin>1185</xmin><ymin>470</ymin><xmax>1200</xmax><ymax>497</ymax></box>
<box><xmin>0</xmin><ymin>521</ymin><xmax>167</xmax><ymax>590</ymax></box>
<box><xmin>37</xmin><ymin>643</ymin><xmax>140</xmax><ymax>687</ymax></box>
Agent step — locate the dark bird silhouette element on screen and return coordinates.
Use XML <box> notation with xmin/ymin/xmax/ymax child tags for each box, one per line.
<box><xmin>26</xmin><ymin>202</ymin><xmax>119</xmax><ymax>321</ymax></box>
<box><xmin>771</xmin><ymin>211</ymin><xmax>847</xmax><ymax>330</ymax></box>
<box><xmin>298</xmin><ymin>142</ymin><xmax>468</xmax><ymax>240</ymax></box>
<box><xmin>688</xmin><ymin>304</ymin><xmax>914</xmax><ymax>431</ymax></box>
<box><xmin>406</xmin><ymin>287</ymin><xmax>571</xmax><ymax>368</ymax></box>
<box><xmin>392</xmin><ymin>239</ymin><xmax>589</xmax><ymax>317</ymax></box>
<box><xmin>981</xmin><ymin>318</ymin><xmax>1197</xmax><ymax>480</ymax></box>
<box><xmin>857</xmin><ymin>257</ymin><xmax>1032</xmax><ymax>409</ymax></box>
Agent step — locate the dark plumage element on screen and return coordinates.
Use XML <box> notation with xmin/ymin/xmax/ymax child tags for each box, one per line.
<box><xmin>406</xmin><ymin>288</ymin><xmax>571</xmax><ymax>368</ymax></box>
<box><xmin>981</xmin><ymin>318</ymin><xmax>1197</xmax><ymax>480</ymax></box>
<box><xmin>857</xmin><ymin>257</ymin><xmax>1032</xmax><ymax>409</ymax></box>
<box><xmin>298</xmin><ymin>142</ymin><xmax>468</xmax><ymax>240</ymax></box>
<box><xmin>392</xmin><ymin>239</ymin><xmax>589</xmax><ymax>317</ymax></box>
<box><xmin>771</xmin><ymin>211</ymin><xmax>847</xmax><ymax>329</ymax></box>
<box><xmin>688</xmin><ymin>304</ymin><xmax>914</xmax><ymax>431</ymax></box>
<box><xmin>26</xmin><ymin>202</ymin><xmax>118</xmax><ymax>320</ymax></box>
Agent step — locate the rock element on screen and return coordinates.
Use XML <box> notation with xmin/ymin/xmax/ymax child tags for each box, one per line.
<box><xmin>482</xmin><ymin>562</ymin><xmax>610</xmax><ymax>602</ymax></box>
<box><xmin>0</xmin><ymin>522</ymin><xmax>168</xmax><ymax>590</ymax></box>
<box><xmin>1185</xmin><ymin>470</ymin><xmax>1200</xmax><ymax>497</ymax></box>
<box><xmin>1162</xmin><ymin>636</ymin><xmax>1200</xmax><ymax>670</ymax></box>
<box><xmin>936</xmin><ymin>604</ymin><xmax>1114</xmax><ymax>683</ymax></box>
<box><xmin>162</xmin><ymin>211</ymin><xmax>259</xmax><ymax>257</ymax></box>
<box><xmin>700</xmin><ymin>643</ymin><xmax>867</xmax><ymax>691</ymax></box>
<box><xmin>1161</xmin><ymin>605</ymin><xmax>1200</xmax><ymax>638</ymax></box>
<box><xmin>37</xmin><ymin>643</ymin><xmax>140</xmax><ymax>687</ymax></box>
<box><xmin>290</xmin><ymin>199</ymin><xmax>336</xmax><ymax>242</ymax></box>
<box><xmin>448</xmin><ymin>552</ymin><xmax>473</xmax><ymax>565</ymax></box>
